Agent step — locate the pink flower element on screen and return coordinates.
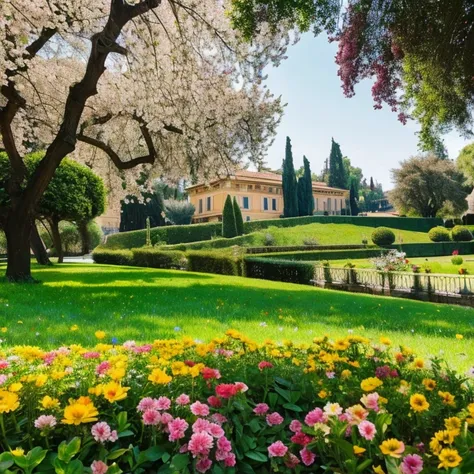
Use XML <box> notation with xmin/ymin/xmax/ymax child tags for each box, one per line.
<box><xmin>175</xmin><ymin>394</ymin><xmax>190</xmax><ymax>406</ymax></box>
<box><xmin>358</xmin><ymin>420</ymin><xmax>377</xmax><ymax>441</ymax></box>
<box><xmin>122</xmin><ymin>340</ymin><xmax>136</xmax><ymax>349</ymax></box>
<box><xmin>195</xmin><ymin>457</ymin><xmax>212</xmax><ymax>473</ymax></box>
<box><xmin>190</xmin><ymin>401</ymin><xmax>210</xmax><ymax>417</ymax></box>
<box><xmin>188</xmin><ymin>432</ymin><xmax>214</xmax><ymax>457</ymax></box>
<box><xmin>201</xmin><ymin>367</ymin><xmax>221</xmax><ymax>380</ymax></box>
<box><xmin>193</xmin><ymin>418</ymin><xmax>211</xmax><ymax>433</ymax></box>
<box><xmin>258</xmin><ymin>361</ymin><xmax>273</xmax><ymax>371</ymax></box>
<box><xmin>215</xmin><ymin>384</ymin><xmax>239</xmax><ymax>399</ymax></box>
<box><xmin>223</xmin><ymin>452</ymin><xmax>236</xmax><ymax>467</ymax></box>
<box><xmin>142</xmin><ymin>409</ymin><xmax>161</xmax><ymax>426</ymax></box>
<box><xmin>0</xmin><ymin>375</ymin><xmax>7</xmax><ymax>386</ymax></box>
<box><xmin>34</xmin><ymin>415</ymin><xmax>57</xmax><ymax>430</ymax></box>
<box><xmin>207</xmin><ymin>423</ymin><xmax>224</xmax><ymax>438</ymax></box>
<box><xmin>168</xmin><ymin>418</ymin><xmax>188</xmax><ymax>441</ymax></box>
<box><xmin>91</xmin><ymin>461</ymin><xmax>108</xmax><ymax>474</ymax></box>
<box><xmin>400</xmin><ymin>454</ymin><xmax>423</xmax><ymax>474</ymax></box>
<box><xmin>291</xmin><ymin>432</ymin><xmax>312</xmax><ymax>446</ymax></box>
<box><xmin>217</xmin><ymin>437</ymin><xmax>232</xmax><ymax>452</ymax></box>
<box><xmin>95</xmin><ymin>361</ymin><xmax>111</xmax><ymax>376</ymax></box>
<box><xmin>137</xmin><ymin>397</ymin><xmax>159</xmax><ymax>412</ymax></box>
<box><xmin>0</xmin><ymin>360</ymin><xmax>9</xmax><ymax>370</ymax></box>
<box><xmin>305</xmin><ymin>408</ymin><xmax>325</xmax><ymax>426</ymax></box>
<box><xmin>235</xmin><ymin>382</ymin><xmax>248</xmax><ymax>393</ymax></box>
<box><xmin>361</xmin><ymin>392</ymin><xmax>380</xmax><ymax>412</ymax></box>
<box><xmin>300</xmin><ymin>448</ymin><xmax>316</xmax><ymax>466</ymax></box>
<box><xmin>289</xmin><ymin>419</ymin><xmax>302</xmax><ymax>433</ymax></box>
<box><xmin>285</xmin><ymin>453</ymin><xmax>300</xmax><ymax>468</ymax></box>
<box><xmin>266</xmin><ymin>412</ymin><xmax>284</xmax><ymax>426</ymax></box>
<box><xmin>156</xmin><ymin>396</ymin><xmax>171</xmax><ymax>411</ymax></box>
<box><xmin>83</xmin><ymin>352</ymin><xmax>101</xmax><ymax>359</ymax></box>
<box><xmin>253</xmin><ymin>403</ymin><xmax>269</xmax><ymax>415</ymax></box>
<box><xmin>160</xmin><ymin>412</ymin><xmax>173</xmax><ymax>425</ymax></box>
<box><xmin>207</xmin><ymin>396</ymin><xmax>222</xmax><ymax>408</ymax></box>
<box><xmin>211</xmin><ymin>413</ymin><xmax>227</xmax><ymax>425</ymax></box>
<box><xmin>268</xmin><ymin>441</ymin><xmax>288</xmax><ymax>457</ymax></box>
<box><xmin>91</xmin><ymin>422</ymin><xmax>116</xmax><ymax>443</ymax></box>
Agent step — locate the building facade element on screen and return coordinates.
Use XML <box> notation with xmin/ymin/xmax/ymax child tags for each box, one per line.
<box><xmin>187</xmin><ymin>170</ymin><xmax>349</xmax><ymax>223</ymax></box>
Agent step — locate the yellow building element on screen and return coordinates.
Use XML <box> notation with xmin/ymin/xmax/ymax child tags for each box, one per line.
<box><xmin>187</xmin><ymin>170</ymin><xmax>349</xmax><ymax>223</ymax></box>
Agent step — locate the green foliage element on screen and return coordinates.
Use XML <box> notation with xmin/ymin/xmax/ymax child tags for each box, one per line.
<box><xmin>222</xmin><ymin>194</ymin><xmax>237</xmax><ymax>238</ymax></box>
<box><xmin>451</xmin><ymin>225</ymin><xmax>473</xmax><ymax>242</ymax></box>
<box><xmin>282</xmin><ymin>137</ymin><xmax>299</xmax><ymax>217</ymax></box>
<box><xmin>328</xmin><ymin>138</ymin><xmax>347</xmax><ymax>189</ymax></box>
<box><xmin>131</xmin><ymin>248</ymin><xmax>186</xmax><ymax>269</ymax></box>
<box><xmin>0</xmin><ymin>230</ymin><xmax>6</xmax><ymax>254</ymax></box>
<box><xmin>120</xmin><ymin>192</ymin><xmax>165</xmax><ymax>232</ymax></box>
<box><xmin>451</xmin><ymin>255</ymin><xmax>464</xmax><ymax>265</ymax></box>
<box><xmin>233</xmin><ymin>197</ymin><xmax>244</xmax><ymax>236</ymax></box>
<box><xmin>164</xmin><ymin>199</ymin><xmax>195</xmax><ymax>225</ymax></box>
<box><xmin>245</xmin><ymin>257</ymin><xmax>314</xmax><ymax>284</ymax></box>
<box><xmin>187</xmin><ymin>250</ymin><xmax>244</xmax><ymax>276</ymax></box>
<box><xmin>297</xmin><ymin>156</ymin><xmax>314</xmax><ymax>216</ymax></box>
<box><xmin>92</xmin><ymin>249</ymin><xmax>134</xmax><ymax>265</ymax></box>
<box><xmin>264</xmin><ymin>248</ymin><xmax>388</xmax><ymax>261</ymax></box>
<box><xmin>349</xmin><ymin>180</ymin><xmax>359</xmax><ymax>216</ymax></box>
<box><xmin>428</xmin><ymin>226</ymin><xmax>451</xmax><ymax>242</ymax></box>
<box><xmin>371</xmin><ymin>227</ymin><xmax>396</xmax><ymax>246</ymax></box>
<box><xmin>457</xmin><ymin>143</ymin><xmax>474</xmax><ymax>186</ymax></box>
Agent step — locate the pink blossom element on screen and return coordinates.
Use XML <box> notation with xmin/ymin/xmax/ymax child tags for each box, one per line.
<box><xmin>300</xmin><ymin>448</ymin><xmax>316</xmax><ymax>466</ymax></box>
<box><xmin>34</xmin><ymin>415</ymin><xmax>57</xmax><ymax>430</ymax></box>
<box><xmin>0</xmin><ymin>360</ymin><xmax>10</xmax><ymax>370</ymax></box>
<box><xmin>91</xmin><ymin>461</ymin><xmax>108</xmax><ymax>474</ymax></box>
<box><xmin>95</xmin><ymin>361</ymin><xmax>111</xmax><ymax>376</ymax></box>
<box><xmin>188</xmin><ymin>432</ymin><xmax>214</xmax><ymax>457</ymax></box>
<box><xmin>83</xmin><ymin>352</ymin><xmax>101</xmax><ymax>359</ymax></box>
<box><xmin>326</xmin><ymin>371</ymin><xmax>335</xmax><ymax>378</ymax></box>
<box><xmin>266</xmin><ymin>412</ymin><xmax>284</xmax><ymax>426</ymax></box>
<box><xmin>91</xmin><ymin>422</ymin><xmax>117</xmax><ymax>443</ymax></box>
<box><xmin>358</xmin><ymin>420</ymin><xmax>377</xmax><ymax>441</ymax></box>
<box><xmin>175</xmin><ymin>394</ymin><xmax>190</xmax><ymax>406</ymax></box>
<box><xmin>207</xmin><ymin>396</ymin><xmax>222</xmax><ymax>408</ymax></box>
<box><xmin>305</xmin><ymin>408</ymin><xmax>325</xmax><ymax>426</ymax></box>
<box><xmin>217</xmin><ymin>437</ymin><xmax>232</xmax><ymax>452</ymax></box>
<box><xmin>193</xmin><ymin>418</ymin><xmax>211</xmax><ymax>433</ymax></box>
<box><xmin>211</xmin><ymin>413</ymin><xmax>227</xmax><ymax>425</ymax></box>
<box><xmin>400</xmin><ymin>454</ymin><xmax>423</xmax><ymax>474</ymax></box>
<box><xmin>142</xmin><ymin>409</ymin><xmax>161</xmax><ymax>426</ymax></box>
<box><xmin>132</xmin><ymin>344</ymin><xmax>152</xmax><ymax>353</ymax></box>
<box><xmin>160</xmin><ymin>412</ymin><xmax>173</xmax><ymax>425</ymax></box>
<box><xmin>137</xmin><ymin>397</ymin><xmax>160</xmax><ymax>413</ymax></box>
<box><xmin>156</xmin><ymin>396</ymin><xmax>171</xmax><ymax>411</ymax></box>
<box><xmin>361</xmin><ymin>392</ymin><xmax>380</xmax><ymax>412</ymax></box>
<box><xmin>291</xmin><ymin>432</ymin><xmax>312</xmax><ymax>446</ymax></box>
<box><xmin>223</xmin><ymin>452</ymin><xmax>236</xmax><ymax>467</ymax></box>
<box><xmin>190</xmin><ymin>401</ymin><xmax>210</xmax><ymax>417</ymax></box>
<box><xmin>201</xmin><ymin>367</ymin><xmax>221</xmax><ymax>380</ymax></box>
<box><xmin>268</xmin><ymin>441</ymin><xmax>288</xmax><ymax>457</ymax></box>
<box><xmin>258</xmin><ymin>361</ymin><xmax>273</xmax><ymax>371</ymax></box>
<box><xmin>122</xmin><ymin>340</ymin><xmax>136</xmax><ymax>350</ymax></box>
<box><xmin>235</xmin><ymin>382</ymin><xmax>248</xmax><ymax>393</ymax></box>
<box><xmin>285</xmin><ymin>453</ymin><xmax>300</xmax><ymax>468</ymax></box>
<box><xmin>195</xmin><ymin>457</ymin><xmax>212</xmax><ymax>473</ymax></box>
<box><xmin>253</xmin><ymin>403</ymin><xmax>269</xmax><ymax>415</ymax></box>
<box><xmin>289</xmin><ymin>419</ymin><xmax>302</xmax><ymax>433</ymax></box>
<box><xmin>215</xmin><ymin>384</ymin><xmax>238</xmax><ymax>399</ymax></box>
<box><xmin>207</xmin><ymin>423</ymin><xmax>224</xmax><ymax>438</ymax></box>
<box><xmin>0</xmin><ymin>375</ymin><xmax>7</xmax><ymax>386</ymax></box>
<box><xmin>168</xmin><ymin>418</ymin><xmax>188</xmax><ymax>441</ymax></box>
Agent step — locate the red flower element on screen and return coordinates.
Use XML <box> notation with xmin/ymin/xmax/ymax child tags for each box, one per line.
<box><xmin>207</xmin><ymin>396</ymin><xmax>222</xmax><ymax>408</ymax></box>
<box><xmin>184</xmin><ymin>360</ymin><xmax>195</xmax><ymax>367</ymax></box>
<box><xmin>201</xmin><ymin>367</ymin><xmax>221</xmax><ymax>380</ymax></box>
<box><xmin>258</xmin><ymin>361</ymin><xmax>274</xmax><ymax>371</ymax></box>
<box><xmin>215</xmin><ymin>384</ymin><xmax>239</xmax><ymax>399</ymax></box>
<box><xmin>453</xmin><ymin>250</ymin><xmax>459</xmax><ymax>256</ymax></box>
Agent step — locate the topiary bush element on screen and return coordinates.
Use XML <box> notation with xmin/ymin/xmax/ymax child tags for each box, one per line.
<box><xmin>428</xmin><ymin>226</ymin><xmax>451</xmax><ymax>242</ymax></box>
<box><xmin>371</xmin><ymin>227</ymin><xmax>396</xmax><ymax>246</ymax></box>
<box><xmin>451</xmin><ymin>255</ymin><xmax>463</xmax><ymax>265</ymax></box>
<box><xmin>451</xmin><ymin>225</ymin><xmax>473</xmax><ymax>242</ymax></box>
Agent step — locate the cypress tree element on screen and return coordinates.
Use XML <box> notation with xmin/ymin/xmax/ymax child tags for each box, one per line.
<box><xmin>370</xmin><ymin>176</ymin><xmax>375</xmax><ymax>191</ymax></box>
<box><xmin>282</xmin><ymin>137</ymin><xmax>299</xmax><ymax>217</ymax></box>
<box><xmin>349</xmin><ymin>180</ymin><xmax>359</xmax><ymax>216</ymax></box>
<box><xmin>297</xmin><ymin>156</ymin><xmax>314</xmax><ymax>216</ymax></box>
<box><xmin>233</xmin><ymin>196</ymin><xmax>244</xmax><ymax>236</ymax></box>
<box><xmin>222</xmin><ymin>194</ymin><xmax>237</xmax><ymax>238</ymax></box>
<box><xmin>328</xmin><ymin>138</ymin><xmax>347</xmax><ymax>189</ymax></box>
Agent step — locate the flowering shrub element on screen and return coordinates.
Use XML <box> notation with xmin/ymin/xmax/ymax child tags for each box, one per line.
<box><xmin>372</xmin><ymin>250</ymin><xmax>408</xmax><ymax>273</ymax></box>
<box><xmin>0</xmin><ymin>331</ymin><xmax>473</xmax><ymax>473</ymax></box>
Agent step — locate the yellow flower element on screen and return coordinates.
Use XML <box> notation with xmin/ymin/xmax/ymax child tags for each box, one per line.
<box><xmin>62</xmin><ymin>400</ymin><xmax>99</xmax><ymax>425</ymax></box>
<box><xmin>148</xmin><ymin>368</ymin><xmax>172</xmax><ymax>385</ymax></box>
<box><xmin>373</xmin><ymin>466</ymin><xmax>385</xmax><ymax>474</ymax></box>
<box><xmin>455</xmin><ymin>334</ymin><xmax>463</xmax><ymax>340</ymax></box>
<box><xmin>41</xmin><ymin>395</ymin><xmax>60</xmax><ymax>409</ymax></box>
<box><xmin>341</xmin><ymin>369</ymin><xmax>351</xmax><ymax>379</ymax></box>
<box><xmin>353</xmin><ymin>446</ymin><xmax>366</xmax><ymax>456</ymax></box>
<box><xmin>102</xmin><ymin>381</ymin><xmax>129</xmax><ymax>403</ymax></box>
<box><xmin>379</xmin><ymin>438</ymin><xmax>405</xmax><ymax>458</ymax></box>
<box><xmin>95</xmin><ymin>330</ymin><xmax>106</xmax><ymax>340</ymax></box>
<box><xmin>422</xmin><ymin>378</ymin><xmax>436</xmax><ymax>391</ymax></box>
<box><xmin>11</xmin><ymin>448</ymin><xmax>24</xmax><ymax>457</ymax></box>
<box><xmin>444</xmin><ymin>417</ymin><xmax>461</xmax><ymax>435</ymax></box>
<box><xmin>435</xmin><ymin>430</ymin><xmax>456</xmax><ymax>445</ymax></box>
<box><xmin>108</xmin><ymin>367</ymin><xmax>126</xmax><ymax>380</ymax></box>
<box><xmin>361</xmin><ymin>377</ymin><xmax>383</xmax><ymax>392</ymax></box>
<box><xmin>413</xmin><ymin>358</ymin><xmax>424</xmax><ymax>369</ymax></box>
<box><xmin>0</xmin><ymin>390</ymin><xmax>19</xmax><ymax>413</ymax></box>
<box><xmin>438</xmin><ymin>448</ymin><xmax>462</xmax><ymax>469</ymax></box>
<box><xmin>410</xmin><ymin>393</ymin><xmax>430</xmax><ymax>412</ymax></box>
<box><xmin>35</xmin><ymin>374</ymin><xmax>48</xmax><ymax>387</ymax></box>
<box><xmin>318</xmin><ymin>390</ymin><xmax>328</xmax><ymax>399</ymax></box>
<box><xmin>379</xmin><ymin>336</ymin><xmax>391</xmax><ymax>346</ymax></box>
<box><xmin>51</xmin><ymin>371</ymin><xmax>66</xmax><ymax>380</ymax></box>
<box><xmin>1</xmin><ymin>327</ymin><xmax>7</xmax><ymax>333</ymax></box>
<box><xmin>430</xmin><ymin>437</ymin><xmax>442</xmax><ymax>455</ymax></box>
<box><xmin>333</xmin><ymin>339</ymin><xmax>350</xmax><ymax>351</ymax></box>
<box><xmin>8</xmin><ymin>383</ymin><xmax>22</xmax><ymax>392</ymax></box>
<box><xmin>70</xmin><ymin>325</ymin><xmax>79</xmax><ymax>331</ymax></box>
<box><xmin>438</xmin><ymin>391</ymin><xmax>456</xmax><ymax>407</ymax></box>
<box><xmin>88</xmin><ymin>384</ymin><xmax>104</xmax><ymax>396</ymax></box>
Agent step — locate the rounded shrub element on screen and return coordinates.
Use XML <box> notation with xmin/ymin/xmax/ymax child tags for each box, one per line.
<box><xmin>451</xmin><ymin>225</ymin><xmax>473</xmax><ymax>242</ymax></box>
<box><xmin>371</xmin><ymin>227</ymin><xmax>395</xmax><ymax>246</ymax></box>
<box><xmin>451</xmin><ymin>255</ymin><xmax>463</xmax><ymax>265</ymax></box>
<box><xmin>428</xmin><ymin>226</ymin><xmax>451</xmax><ymax>242</ymax></box>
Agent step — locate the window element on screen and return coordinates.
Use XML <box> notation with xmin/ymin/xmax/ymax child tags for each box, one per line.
<box><xmin>255</xmin><ymin>185</ymin><xmax>261</xmax><ymax>190</ymax></box>
<box><xmin>242</xmin><ymin>196</ymin><xmax>249</xmax><ymax>209</ymax></box>
<box><xmin>206</xmin><ymin>196</ymin><xmax>211</xmax><ymax>211</ymax></box>
<box><xmin>263</xmin><ymin>197</ymin><xmax>269</xmax><ymax>211</ymax></box>
<box><xmin>248</xmin><ymin>185</ymin><xmax>253</xmax><ymax>190</ymax></box>
<box><xmin>269</xmin><ymin>187</ymin><xmax>273</xmax><ymax>193</ymax></box>
<box><xmin>199</xmin><ymin>199</ymin><xmax>203</xmax><ymax>214</ymax></box>
<box><xmin>272</xmin><ymin>198</ymin><xmax>277</xmax><ymax>211</ymax></box>
<box><xmin>246</xmin><ymin>216</ymin><xmax>251</xmax><ymax>222</ymax></box>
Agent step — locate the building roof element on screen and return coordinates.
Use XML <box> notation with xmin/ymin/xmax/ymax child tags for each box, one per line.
<box><xmin>186</xmin><ymin>170</ymin><xmax>347</xmax><ymax>193</ymax></box>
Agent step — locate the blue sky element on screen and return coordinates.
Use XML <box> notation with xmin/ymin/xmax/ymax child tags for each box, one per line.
<box><xmin>262</xmin><ymin>33</ymin><xmax>471</xmax><ymax>190</ymax></box>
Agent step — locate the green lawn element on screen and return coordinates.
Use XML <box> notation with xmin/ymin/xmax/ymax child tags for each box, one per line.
<box><xmin>330</xmin><ymin>254</ymin><xmax>474</xmax><ymax>274</ymax></box>
<box><xmin>0</xmin><ymin>263</ymin><xmax>472</xmax><ymax>371</ymax></box>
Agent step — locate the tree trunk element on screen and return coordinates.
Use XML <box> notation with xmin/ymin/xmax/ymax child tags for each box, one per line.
<box><xmin>4</xmin><ymin>215</ymin><xmax>33</xmax><ymax>282</ymax></box>
<box><xmin>31</xmin><ymin>223</ymin><xmax>52</xmax><ymax>265</ymax></box>
<box><xmin>78</xmin><ymin>221</ymin><xmax>90</xmax><ymax>255</ymax></box>
<box><xmin>49</xmin><ymin>219</ymin><xmax>64</xmax><ymax>263</ymax></box>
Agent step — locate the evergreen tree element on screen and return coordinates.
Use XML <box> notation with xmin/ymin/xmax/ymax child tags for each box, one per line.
<box><xmin>349</xmin><ymin>180</ymin><xmax>359</xmax><ymax>216</ymax></box>
<box><xmin>297</xmin><ymin>156</ymin><xmax>314</xmax><ymax>216</ymax></box>
<box><xmin>282</xmin><ymin>137</ymin><xmax>299</xmax><ymax>217</ymax></box>
<box><xmin>328</xmin><ymin>138</ymin><xmax>347</xmax><ymax>189</ymax></box>
<box><xmin>233</xmin><ymin>197</ymin><xmax>244</xmax><ymax>236</ymax></box>
<box><xmin>370</xmin><ymin>177</ymin><xmax>375</xmax><ymax>191</ymax></box>
<box><xmin>222</xmin><ymin>194</ymin><xmax>237</xmax><ymax>238</ymax></box>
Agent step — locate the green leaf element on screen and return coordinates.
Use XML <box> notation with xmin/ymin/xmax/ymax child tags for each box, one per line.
<box><xmin>247</xmin><ymin>418</ymin><xmax>261</xmax><ymax>433</ymax></box>
<box><xmin>14</xmin><ymin>448</ymin><xmax>47</xmax><ymax>471</ymax></box>
<box><xmin>283</xmin><ymin>403</ymin><xmax>303</xmax><ymax>412</ymax></box>
<box><xmin>64</xmin><ymin>460</ymin><xmax>83</xmax><ymax>474</ymax></box>
<box><xmin>53</xmin><ymin>458</ymin><xmax>67</xmax><ymax>474</ymax></box>
<box><xmin>274</xmin><ymin>377</ymin><xmax>292</xmax><ymax>388</ymax></box>
<box><xmin>107</xmin><ymin>449</ymin><xmax>129</xmax><ymax>461</ymax></box>
<box><xmin>0</xmin><ymin>453</ymin><xmax>13</xmax><ymax>472</ymax></box>
<box><xmin>143</xmin><ymin>446</ymin><xmax>165</xmax><ymax>462</ymax></box>
<box><xmin>385</xmin><ymin>457</ymin><xmax>400</xmax><ymax>474</ymax></box>
<box><xmin>117</xmin><ymin>412</ymin><xmax>130</xmax><ymax>432</ymax></box>
<box><xmin>274</xmin><ymin>386</ymin><xmax>291</xmax><ymax>402</ymax></box>
<box><xmin>118</xmin><ymin>430</ymin><xmax>134</xmax><ymax>438</ymax></box>
<box><xmin>245</xmin><ymin>451</ymin><xmax>268</xmax><ymax>463</ymax></box>
<box><xmin>107</xmin><ymin>463</ymin><xmax>123</xmax><ymax>474</ymax></box>
<box><xmin>356</xmin><ymin>459</ymin><xmax>374</xmax><ymax>472</ymax></box>
<box><xmin>267</xmin><ymin>392</ymin><xmax>279</xmax><ymax>407</ymax></box>
<box><xmin>330</xmin><ymin>438</ymin><xmax>355</xmax><ymax>460</ymax></box>
<box><xmin>170</xmin><ymin>454</ymin><xmax>189</xmax><ymax>470</ymax></box>
<box><xmin>58</xmin><ymin>438</ymin><xmax>81</xmax><ymax>463</ymax></box>
<box><xmin>236</xmin><ymin>463</ymin><xmax>256</xmax><ymax>474</ymax></box>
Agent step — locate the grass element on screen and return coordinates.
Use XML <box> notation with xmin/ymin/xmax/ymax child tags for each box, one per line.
<box><xmin>329</xmin><ymin>254</ymin><xmax>474</xmax><ymax>274</ymax></box>
<box><xmin>0</xmin><ymin>263</ymin><xmax>472</xmax><ymax>371</ymax></box>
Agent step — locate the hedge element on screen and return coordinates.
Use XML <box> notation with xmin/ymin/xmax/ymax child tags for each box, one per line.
<box><xmin>92</xmin><ymin>248</ymin><xmax>134</xmax><ymax>265</ymax></box>
<box><xmin>387</xmin><ymin>241</ymin><xmax>474</xmax><ymax>257</ymax></box>
<box><xmin>163</xmin><ymin>234</ymin><xmax>257</xmax><ymax>251</ymax></box>
<box><xmin>245</xmin><ymin>257</ymin><xmax>315</xmax><ymax>284</ymax></box>
<box><xmin>245</xmin><ymin>244</ymin><xmax>369</xmax><ymax>254</ymax></box>
<box><xmin>131</xmin><ymin>248</ymin><xmax>186</xmax><ymax>269</ymax></box>
<box><xmin>262</xmin><ymin>248</ymin><xmax>388</xmax><ymax>261</ymax></box>
<box><xmin>187</xmin><ymin>250</ymin><xmax>244</xmax><ymax>276</ymax></box>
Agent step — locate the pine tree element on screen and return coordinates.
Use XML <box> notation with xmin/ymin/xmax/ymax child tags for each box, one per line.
<box><xmin>297</xmin><ymin>156</ymin><xmax>314</xmax><ymax>216</ymax></box>
<box><xmin>233</xmin><ymin>196</ymin><xmax>244</xmax><ymax>236</ymax></box>
<box><xmin>328</xmin><ymin>138</ymin><xmax>347</xmax><ymax>189</ymax></box>
<box><xmin>282</xmin><ymin>137</ymin><xmax>299</xmax><ymax>217</ymax></box>
<box><xmin>222</xmin><ymin>194</ymin><xmax>237</xmax><ymax>238</ymax></box>
<box><xmin>349</xmin><ymin>180</ymin><xmax>359</xmax><ymax>216</ymax></box>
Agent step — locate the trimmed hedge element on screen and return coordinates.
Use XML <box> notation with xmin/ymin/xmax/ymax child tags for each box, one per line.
<box><xmin>92</xmin><ymin>248</ymin><xmax>133</xmax><ymax>265</ymax></box>
<box><xmin>245</xmin><ymin>257</ymin><xmax>315</xmax><ymax>284</ymax></box>
<box><xmin>131</xmin><ymin>248</ymin><xmax>186</xmax><ymax>269</ymax></box>
<box><xmin>387</xmin><ymin>241</ymin><xmax>474</xmax><ymax>257</ymax></box>
<box><xmin>163</xmin><ymin>234</ymin><xmax>257</xmax><ymax>251</ymax></box>
<box><xmin>245</xmin><ymin>244</ymin><xmax>369</xmax><ymax>254</ymax></box>
<box><xmin>451</xmin><ymin>225</ymin><xmax>473</xmax><ymax>242</ymax></box>
<box><xmin>262</xmin><ymin>248</ymin><xmax>388</xmax><ymax>262</ymax></box>
<box><xmin>187</xmin><ymin>251</ymin><xmax>244</xmax><ymax>276</ymax></box>
<box><xmin>371</xmin><ymin>227</ymin><xmax>395</xmax><ymax>246</ymax></box>
<box><xmin>428</xmin><ymin>226</ymin><xmax>451</xmax><ymax>242</ymax></box>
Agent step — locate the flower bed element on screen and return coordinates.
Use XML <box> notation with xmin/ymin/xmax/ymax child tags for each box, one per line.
<box><xmin>0</xmin><ymin>331</ymin><xmax>473</xmax><ymax>473</ymax></box>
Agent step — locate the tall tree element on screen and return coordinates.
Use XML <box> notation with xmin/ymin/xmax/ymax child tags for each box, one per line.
<box><xmin>328</xmin><ymin>139</ymin><xmax>347</xmax><ymax>189</ymax></box>
<box><xmin>457</xmin><ymin>143</ymin><xmax>474</xmax><ymax>186</ymax></box>
<box><xmin>342</xmin><ymin>157</ymin><xmax>363</xmax><ymax>193</ymax></box>
<box><xmin>233</xmin><ymin>197</ymin><xmax>244</xmax><ymax>236</ymax></box>
<box><xmin>297</xmin><ymin>156</ymin><xmax>314</xmax><ymax>216</ymax></box>
<box><xmin>349</xmin><ymin>180</ymin><xmax>359</xmax><ymax>216</ymax></box>
<box><xmin>370</xmin><ymin>177</ymin><xmax>375</xmax><ymax>191</ymax></box>
<box><xmin>282</xmin><ymin>137</ymin><xmax>299</xmax><ymax>217</ymax></box>
<box><xmin>222</xmin><ymin>195</ymin><xmax>237</xmax><ymax>238</ymax></box>
<box><xmin>390</xmin><ymin>155</ymin><xmax>468</xmax><ymax>217</ymax></box>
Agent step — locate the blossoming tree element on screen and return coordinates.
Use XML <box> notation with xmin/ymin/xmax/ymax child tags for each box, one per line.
<box><xmin>0</xmin><ymin>0</ymin><xmax>285</xmax><ymax>281</ymax></box>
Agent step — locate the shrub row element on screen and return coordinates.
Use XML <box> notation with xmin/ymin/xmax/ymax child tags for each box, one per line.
<box><xmin>92</xmin><ymin>248</ymin><xmax>133</xmax><ymax>265</ymax></box>
<box><xmin>187</xmin><ymin>251</ymin><xmax>244</xmax><ymax>276</ymax></box>
<box><xmin>387</xmin><ymin>241</ymin><xmax>474</xmax><ymax>257</ymax></box>
<box><xmin>245</xmin><ymin>257</ymin><xmax>315</xmax><ymax>284</ymax></box>
<box><xmin>131</xmin><ymin>248</ymin><xmax>186</xmax><ymax>269</ymax></box>
<box><xmin>429</xmin><ymin>225</ymin><xmax>473</xmax><ymax>242</ymax></box>
<box><xmin>245</xmin><ymin>244</ymin><xmax>369</xmax><ymax>254</ymax></box>
<box><xmin>263</xmin><ymin>248</ymin><xmax>389</xmax><ymax>262</ymax></box>
<box><xmin>163</xmin><ymin>234</ymin><xmax>256</xmax><ymax>251</ymax></box>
